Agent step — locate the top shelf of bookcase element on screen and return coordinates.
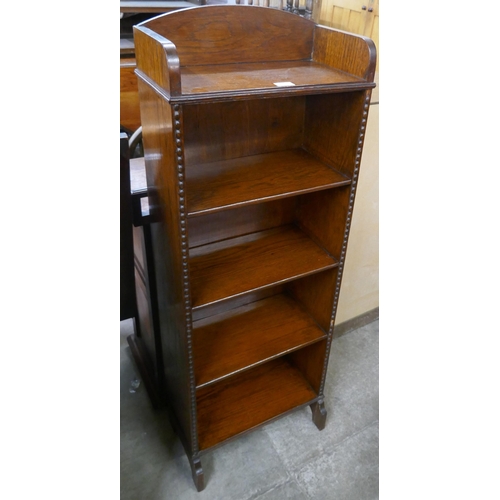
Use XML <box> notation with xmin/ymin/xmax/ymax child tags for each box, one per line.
<box><xmin>177</xmin><ymin>60</ymin><xmax>374</xmax><ymax>102</ymax></box>
<box><xmin>133</xmin><ymin>5</ymin><xmax>376</xmax><ymax>104</ymax></box>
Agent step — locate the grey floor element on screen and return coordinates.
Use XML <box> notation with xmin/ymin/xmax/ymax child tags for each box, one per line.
<box><xmin>120</xmin><ymin>319</ymin><xmax>379</xmax><ymax>499</ymax></box>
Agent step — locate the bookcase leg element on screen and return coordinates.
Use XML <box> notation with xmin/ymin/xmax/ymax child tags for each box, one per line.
<box><xmin>190</xmin><ymin>456</ymin><xmax>205</xmax><ymax>492</ymax></box>
<box><xmin>310</xmin><ymin>399</ymin><xmax>327</xmax><ymax>430</ymax></box>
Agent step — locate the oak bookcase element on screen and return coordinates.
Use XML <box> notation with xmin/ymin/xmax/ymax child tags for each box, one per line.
<box><xmin>130</xmin><ymin>4</ymin><xmax>376</xmax><ymax>491</ymax></box>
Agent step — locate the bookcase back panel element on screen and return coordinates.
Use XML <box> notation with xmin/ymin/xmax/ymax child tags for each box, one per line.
<box><xmin>192</xmin><ymin>285</ymin><xmax>285</xmax><ymax>323</ymax></box>
<box><xmin>188</xmin><ymin>198</ymin><xmax>296</xmax><ymax>249</ymax></box>
<box><xmin>182</xmin><ymin>97</ymin><xmax>306</xmax><ymax>165</ymax></box>
<box><xmin>187</xmin><ymin>185</ymin><xmax>351</xmax><ymax>256</ymax></box>
<box><xmin>191</xmin><ymin>267</ymin><xmax>338</xmax><ymax>333</ymax></box>
<box><xmin>143</xmin><ymin>5</ymin><xmax>315</xmax><ymax>67</ymax></box>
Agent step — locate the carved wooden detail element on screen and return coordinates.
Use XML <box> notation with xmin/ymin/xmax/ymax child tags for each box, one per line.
<box><xmin>172</xmin><ymin>103</ymin><xmax>200</xmax><ymax>455</ymax></box>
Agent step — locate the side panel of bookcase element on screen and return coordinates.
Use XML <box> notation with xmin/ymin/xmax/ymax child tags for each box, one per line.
<box><xmin>137</xmin><ymin>80</ymin><xmax>197</xmax><ymax>455</ymax></box>
<box><xmin>305</xmin><ymin>89</ymin><xmax>373</xmax><ymax>397</ymax></box>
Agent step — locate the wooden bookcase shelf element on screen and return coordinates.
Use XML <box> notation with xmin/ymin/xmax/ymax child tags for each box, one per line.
<box><xmin>186</xmin><ymin>148</ymin><xmax>351</xmax><ymax>217</ymax></box>
<box><xmin>130</xmin><ymin>4</ymin><xmax>376</xmax><ymax>492</ymax></box>
<box><xmin>189</xmin><ymin>224</ymin><xmax>338</xmax><ymax>309</ymax></box>
<box><xmin>196</xmin><ymin>356</ymin><xmax>318</xmax><ymax>451</ymax></box>
<box><xmin>178</xmin><ymin>60</ymin><xmax>371</xmax><ymax>101</ymax></box>
<box><xmin>192</xmin><ymin>293</ymin><xmax>327</xmax><ymax>389</ymax></box>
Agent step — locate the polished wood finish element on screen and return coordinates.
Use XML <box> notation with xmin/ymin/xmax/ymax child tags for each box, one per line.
<box><xmin>132</xmin><ymin>5</ymin><xmax>376</xmax><ymax>491</ymax></box>
<box><xmin>193</xmin><ymin>294</ymin><xmax>327</xmax><ymax>388</ymax></box>
<box><xmin>186</xmin><ymin>148</ymin><xmax>350</xmax><ymax>216</ymax></box>
<box><xmin>179</xmin><ymin>60</ymin><xmax>368</xmax><ymax>99</ymax></box>
<box><xmin>143</xmin><ymin>5</ymin><xmax>314</xmax><ymax>66</ymax></box>
<box><xmin>192</xmin><ymin>285</ymin><xmax>286</xmax><ymax>322</ymax></box>
<box><xmin>187</xmin><ymin>198</ymin><xmax>295</xmax><ymax>249</ymax></box>
<box><xmin>313</xmin><ymin>24</ymin><xmax>377</xmax><ymax>80</ymax></box>
<box><xmin>304</xmin><ymin>92</ymin><xmax>368</xmax><ymax>178</ymax></box>
<box><xmin>134</xmin><ymin>6</ymin><xmax>375</xmax><ymax>103</ymax></box>
<box><xmin>296</xmin><ymin>186</ymin><xmax>351</xmax><ymax>259</ymax></box>
<box><xmin>287</xmin><ymin>339</ymin><xmax>328</xmax><ymax>393</ymax></box>
<box><xmin>189</xmin><ymin>225</ymin><xmax>338</xmax><ymax>309</ymax></box>
<box><xmin>182</xmin><ymin>97</ymin><xmax>305</xmax><ymax>164</ymax></box>
<box><xmin>136</xmin><ymin>58</ymin><xmax>374</xmax><ymax>103</ymax></box>
<box><xmin>287</xmin><ymin>269</ymin><xmax>338</xmax><ymax>332</ymax></box>
<box><xmin>120</xmin><ymin>58</ymin><xmax>141</xmax><ymax>132</ymax></box>
<box><xmin>136</xmin><ymin>81</ymin><xmax>196</xmax><ymax>455</ymax></box>
<box><xmin>196</xmin><ymin>357</ymin><xmax>317</xmax><ymax>451</ymax></box>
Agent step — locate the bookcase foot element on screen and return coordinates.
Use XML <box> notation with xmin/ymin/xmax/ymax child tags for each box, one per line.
<box><xmin>310</xmin><ymin>399</ymin><xmax>327</xmax><ymax>430</ymax></box>
<box><xmin>190</xmin><ymin>456</ymin><xmax>205</xmax><ymax>492</ymax></box>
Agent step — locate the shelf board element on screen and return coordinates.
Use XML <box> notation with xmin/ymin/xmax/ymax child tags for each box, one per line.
<box><xmin>186</xmin><ymin>148</ymin><xmax>350</xmax><ymax>217</ymax></box>
<box><xmin>189</xmin><ymin>225</ymin><xmax>338</xmax><ymax>309</ymax></box>
<box><xmin>196</xmin><ymin>357</ymin><xmax>317</xmax><ymax>451</ymax></box>
<box><xmin>176</xmin><ymin>60</ymin><xmax>375</xmax><ymax>102</ymax></box>
<box><xmin>193</xmin><ymin>294</ymin><xmax>326</xmax><ymax>389</ymax></box>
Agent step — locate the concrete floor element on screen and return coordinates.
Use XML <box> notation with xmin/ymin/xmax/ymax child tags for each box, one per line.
<box><xmin>120</xmin><ymin>319</ymin><xmax>379</xmax><ymax>499</ymax></box>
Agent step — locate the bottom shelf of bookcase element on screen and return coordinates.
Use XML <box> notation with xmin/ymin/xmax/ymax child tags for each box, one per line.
<box><xmin>196</xmin><ymin>356</ymin><xmax>318</xmax><ymax>451</ymax></box>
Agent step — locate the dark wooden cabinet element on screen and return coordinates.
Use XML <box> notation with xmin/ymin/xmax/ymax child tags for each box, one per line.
<box><xmin>130</xmin><ymin>4</ymin><xmax>376</xmax><ymax>491</ymax></box>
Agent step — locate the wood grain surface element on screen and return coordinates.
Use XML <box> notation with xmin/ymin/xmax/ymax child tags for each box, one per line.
<box><xmin>187</xmin><ymin>198</ymin><xmax>296</xmax><ymax>249</ymax></box>
<box><xmin>180</xmin><ymin>60</ymin><xmax>367</xmax><ymax>97</ymax></box>
<box><xmin>182</xmin><ymin>97</ymin><xmax>305</xmax><ymax>165</ymax></box>
<box><xmin>193</xmin><ymin>294</ymin><xmax>327</xmax><ymax>388</ymax></box>
<box><xmin>196</xmin><ymin>357</ymin><xmax>317</xmax><ymax>451</ymax></box>
<box><xmin>143</xmin><ymin>5</ymin><xmax>315</xmax><ymax>66</ymax></box>
<box><xmin>189</xmin><ymin>225</ymin><xmax>338</xmax><ymax>309</ymax></box>
<box><xmin>120</xmin><ymin>59</ymin><xmax>141</xmax><ymax>131</ymax></box>
<box><xmin>186</xmin><ymin>148</ymin><xmax>350</xmax><ymax>216</ymax></box>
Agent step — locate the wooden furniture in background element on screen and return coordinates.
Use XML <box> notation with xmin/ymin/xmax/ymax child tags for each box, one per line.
<box><xmin>120</xmin><ymin>58</ymin><xmax>142</xmax><ymax>133</ymax></box>
<box><xmin>130</xmin><ymin>4</ymin><xmax>376</xmax><ymax>491</ymax></box>
<box><xmin>120</xmin><ymin>133</ymin><xmax>138</xmax><ymax>321</ymax></box>
<box><xmin>128</xmin><ymin>156</ymin><xmax>167</xmax><ymax>407</ymax></box>
<box><xmin>120</xmin><ymin>1</ymin><xmax>199</xmax><ymax>135</ymax></box>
